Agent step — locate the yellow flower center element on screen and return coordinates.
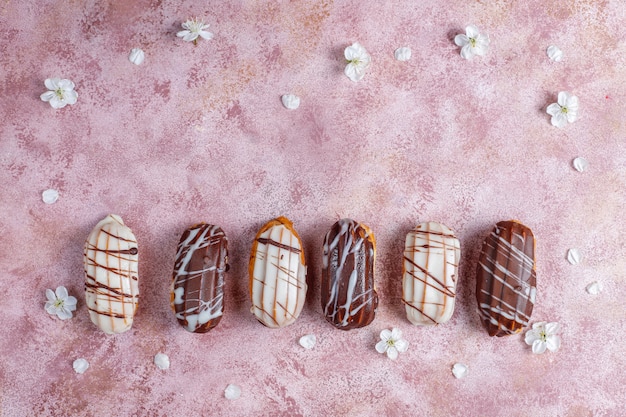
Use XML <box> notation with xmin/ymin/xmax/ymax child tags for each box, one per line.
<box><xmin>469</xmin><ymin>37</ymin><xmax>477</xmax><ymax>48</ymax></box>
<box><xmin>54</xmin><ymin>88</ymin><xmax>65</xmax><ymax>99</ymax></box>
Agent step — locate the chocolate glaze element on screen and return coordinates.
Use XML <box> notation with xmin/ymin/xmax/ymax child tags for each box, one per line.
<box><xmin>171</xmin><ymin>223</ymin><xmax>228</xmax><ymax>333</ymax></box>
<box><xmin>321</xmin><ymin>219</ymin><xmax>378</xmax><ymax>330</ymax></box>
<box><xmin>476</xmin><ymin>220</ymin><xmax>537</xmax><ymax>337</ymax></box>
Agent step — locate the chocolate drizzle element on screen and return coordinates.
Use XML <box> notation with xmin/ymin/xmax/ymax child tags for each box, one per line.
<box><xmin>171</xmin><ymin>223</ymin><xmax>228</xmax><ymax>333</ymax></box>
<box><xmin>321</xmin><ymin>219</ymin><xmax>378</xmax><ymax>330</ymax></box>
<box><xmin>249</xmin><ymin>217</ymin><xmax>307</xmax><ymax>328</ymax></box>
<box><xmin>83</xmin><ymin>214</ymin><xmax>139</xmax><ymax>335</ymax></box>
<box><xmin>402</xmin><ymin>222</ymin><xmax>460</xmax><ymax>326</ymax></box>
<box><xmin>476</xmin><ymin>220</ymin><xmax>537</xmax><ymax>337</ymax></box>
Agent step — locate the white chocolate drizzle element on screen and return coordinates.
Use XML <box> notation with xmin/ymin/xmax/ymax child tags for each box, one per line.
<box><xmin>171</xmin><ymin>224</ymin><xmax>226</xmax><ymax>332</ymax></box>
<box><xmin>476</xmin><ymin>222</ymin><xmax>536</xmax><ymax>335</ymax></box>
<box><xmin>84</xmin><ymin>214</ymin><xmax>139</xmax><ymax>334</ymax></box>
<box><xmin>402</xmin><ymin>222</ymin><xmax>460</xmax><ymax>325</ymax></box>
<box><xmin>322</xmin><ymin>219</ymin><xmax>377</xmax><ymax>328</ymax></box>
<box><xmin>250</xmin><ymin>217</ymin><xmax>307</xmax><ymax>328</ymax></box>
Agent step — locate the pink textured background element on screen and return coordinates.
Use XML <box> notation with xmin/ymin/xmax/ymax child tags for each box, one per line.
<box><xmin>1</xmin><ymin>1</ymin><xmax>625</xmax><ymax>416</ymax></box>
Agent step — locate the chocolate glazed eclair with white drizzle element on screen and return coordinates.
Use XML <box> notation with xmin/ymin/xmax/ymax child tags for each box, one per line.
<box><xmin>476</xmin><ymin>220</ymin><xmax>537</xmax><ymax>337</ymax></box>
<box><xmin>84</xmin><ymin>214</ymin><xmax>139</xmax><ymax>334</ymax></box>
<box><xmin>321</xmin><ymin>219</ymin><xmax>378</xmax><ymax>330</ymax></box>
<box><xmin>171</xmin><ymin>223</ymin><xmax>228</xmax><ymax>333</ymax></box>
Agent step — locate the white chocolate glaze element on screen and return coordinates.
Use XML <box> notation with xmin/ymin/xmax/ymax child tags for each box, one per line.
<box><xmin>402</xmin><ymin>222</ymin><xmax>460</xmax><ymax>325</ymax></box>
<box><xmin>249</xmin><ymin>217</ymin><xmax>307</xmax><ymax>328</ymax></box>
<box><xmin>84</xmin><ymin>214</ymin><xmax>139</xmax><ymax>334</ymax></box>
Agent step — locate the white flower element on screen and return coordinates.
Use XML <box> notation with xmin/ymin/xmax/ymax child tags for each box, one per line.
<box><xmin>45</xmin><ymin>286</ymin><xmax>77</xmax><ymax>320</ymax></box>
<box><xmin>454</xmin><ymin>25</ymin><xmax>490</xmax><ymax>59</ymax></box>
<box><xmin>281</xmin><ymin>94</ymin><xmax>301</xmax><ymax>110</ymax></box>
<box><xmin>452</xmin><ymin>363</ymin><xmax>469</xmax><ymax>379</ymax></box>
<box><xmin>154</xmin><ymin>353</ymin><xmax>170</xmax><ymax>370</ymax></box>
<box><xmin>567</xmin><ymin>248</ymin><xmax>582</xmax><ymax>265</ymax></box>
<box><xmin>524</xmin><ymin>322</ymin><xmax>561</xmax><ymax>354</ymax></box>
<box><xmin>547</xmin><ymin>45</ymin><xmax>563</xmax><ymax>62</ymax></box>
<box><xmin>375</xmin><ymin>328</ymin><xmax>408</xmax><ymax>360</ymax></box>
<box><xmin>40</xmin><ymin>78</ymin><xmax>78</xmax><ymax>109</ymax></box>
<box><xmin>586</xmin><ymin>281</ymin><xmax>603</xmax><ymax>295</ymax></box>
<box><xmin>129</xmin><ymin>48</ymin><xmax>145</xmax><ymax>65</ymax></box>
<box><xmin>42</xmin><ymin>189</ymin><xmax>59</xmax><ymax>204</ymax></box>
<box><xmin>224</xmin><ymin>384</ymin><xmax>241</xmax><ymax>400</ymax></box>
<box><xmin>73</xmin><ymin>358</ymin><xmax>89</xmax><ymax>374</ymax></box>
<box><xmin>547</xmin><ymin>91</ymin><xmax>579</xmax><ymax>128</ymax></box>
<box><xmin>394</xmin><ymin>47</ymin><xmax>412</xmax><ymax>61</ymax></box>
<box><xmin>177</xmin><ymin>18</ymin><xmax>213</xmax><ymax>44</ymax></box>
<box><xmin>299</xmin><ymin>334</ymin><xmax>316</xmax><ymax>349</ymax></box>
<box><xmin>344</xmin><ymin>42</ymin><xmax>371</xmax><ymax>82</ymax></box>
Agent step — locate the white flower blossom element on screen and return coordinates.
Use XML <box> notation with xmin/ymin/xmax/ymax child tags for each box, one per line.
<box><xmin>524</xmin><ymin>321</ymin><xmax>561</xmax><ymax>354</ymax></box>
<box><xmin>375</xmin><ymin>328</ymin><xmax>408</xmax><ymax>360</ymax></box>
<box><xmin>177</xmin><ymin>18</ymin><xmax>213</xmax><ymax>44</ymax></box>
<box><xmin>40</xmin><ymin>78</ymin><xmax>78</xmax><ymax>109</ymax></box>
<box><xmin>547</xmin><ymin>91</ymin><xmax>579</xmax><ymax>128</ymax></box>
<box><xmin>394</xmin><ymin>47</ymin><xmax>412</xmax><ymax>61</ymax></box>
<box><xmin>73</xmin><ymin>358</ymin><xmax>89</xmax><ymax>374</ymax></box>
<box><xmin>454</xmin><ymin>25</ymin><xmax>490</xmax><ymax>59</ymax></box>
<box><xmin>129</xmin><ymin>48</ymin><xmax>145</xmax><ymax>65</ymax></box>
<box><xmin>452</xmin><ymin>363</ymin><xmax>469</xmax><ymax>379</ymax></box>
<box><xmin>344</xmin><ymin>42</ymin><xmax>371</xmax><ymax>82</ymax></box>
<box><xmin>45</xmin><ymin>286</ymin><xmax>77</xmax><ymax>320</ymax></box>
<box><xmin>224</xmin><ymin>384</ymin><xmax>241</xmax><ymax>400</ymax></box>
<box><xmin>281</xmin><ymin>94</ymin><xmax>301</xmax><ymax>110</ymax></box>
<box><xmin>154</xmin><ymin>353</ymin><xmax>170</xmax><ymax>370</ymax></box>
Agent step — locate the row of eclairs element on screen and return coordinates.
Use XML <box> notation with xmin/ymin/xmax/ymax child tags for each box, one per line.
<box><xmin>84</xmin><ymin>215</ymin><xmax>537</xmax><ymax>337</ymax></box>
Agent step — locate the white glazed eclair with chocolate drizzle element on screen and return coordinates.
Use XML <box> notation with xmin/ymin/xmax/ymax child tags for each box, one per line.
<box><xmin>249</xmin><ymin>217</ymin><xmax>307</xmax><ymax>328</ymax></box>
<box><xmin>84</xmin><ymin>214</ymin><xmax>139</xmax><ymax>334</ymax></box>
<box><xmin>402</xmin><ymin>222</ymin><xmax>461</xmax><ymax>325</ymax></box>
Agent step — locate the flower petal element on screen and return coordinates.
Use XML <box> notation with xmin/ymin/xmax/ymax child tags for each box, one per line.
<box><xmin>57</xmin><ymin>308</ymin><xmax>73</xmax><ymax>320</ymax></box>
<box><xmin>465</xmin><ymin>25</ymin><xmax>480</xmax><ymax>38</ymax></box>
<box><xmin>557</xmin><ymin>91</ymin><xmax>570</xmax><ymax>107</ymax></box>
<box><xmin>198</xmin><ymin>31</ymin><xmax>214</xmax><ymax>40</ymax></box>
<box><xmin>345</xmin><ymin>63</ymin><xmax>365</xmax><ymax>82</ymax></box>
<box><xmin>49</xmin><ymin>97</ymin><xmax>66</xmax><ymax>109</ymax></box>
<box><xmin>460</xmin><ymin>44</ymin><xmax>474</xmax><ymax>60</ymax></box>
<box><xmin>454</xmin><ymin>34</ymin><xmax>469</xmax><ymax>47</ymax></box>
<box><xmin>65</xmin><ymin>296</ymin><xmax>78</xmax><ymax>308</ymax></box>
<box><xmin>386</xmin><ymin>347</ymin><xmax>399</xmax><ymax>360</ymax></box>
<box><xmin>45</xmin><ymin>302</ymin><xmax>58</xmax><ymax>315</ymax></box>
<box><xmin>545</xmin><ymin>322</ymin><xmax>559</xmax><ymax>334</ymax></box>
<box><xmin>394</xmin><ymin>339</ymin><xmax>409</xmax><ymax>353</ymax></box>
<box><xmin>532</xmin><ymin>321</ymin><xmax>547</xmax><ymax>330</ymax></box>
<box><xmin>55</xmin><ymin>286</ymin><xmax>68</xmax><ymax>299</ymax></box>
<box><xmin>390</xmin><ymin>328</ymin><xmax>402</xmax><ymax>340</ymax></box>
<box><xmin>532</xmin><ymin>339</ymin><xmax>547</xmax><ymax>354</ymax></box>
<box><xmin>551</xmin><ymin>113</ymin><xmax>567</xmax><ymax>128</ymax></box>
<box><xmin>525</xmin><ymin>330</ymin><xmax>539</xmax><ymax>345</ymax></box>
<box><xmin>44</xmin><ymin>78</ymin><xmax>60</xmax><ymax>90</ymax></box>
<box><xmin>546</xmin><ymin>103</ymin><xmax>561</xmax><ymax>117</ymax></box>
<box><xmin>379</xmin><ymin>329</ymin><xmax>392</xmax><ymax>341</ymax></box>
<box><xmin>40</xmin><ymin>91</ymin><xmax>56</xmax><ymax>102</ymax></box>
<box><xmin>375</xmin><ymin>340</ymin><xmax>388</xmax><ymax>354</ymax></box>
<box><xmin>64</xmin><ymin>90</ymin><xmax>78</xmax><ymax>105</ymax></box>
<box><xmin>46</xmin><ymin>289</ymin><xmax>56</xmax><ymax>301</ymax></box>
<box><xmin>546</xmin><ymin>335</ymin><xmax>561</xmax><ymax>352</ymax></box>
<box><xmin>58</xmin><ymin>79</ymin><xmax>75</xmax><ymax>91</ymax></box>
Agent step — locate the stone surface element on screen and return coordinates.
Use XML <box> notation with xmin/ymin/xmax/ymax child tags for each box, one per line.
<box><xmin>1</xmin><ymin>1</ymin><xmax>625</xmax><ymax>416</ymax></box>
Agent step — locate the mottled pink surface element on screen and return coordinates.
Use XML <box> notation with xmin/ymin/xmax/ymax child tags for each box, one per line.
<box><xmin>1</xmin><ymin>1</ymin><xmax>625</xmax><ymax>416</ymax></box>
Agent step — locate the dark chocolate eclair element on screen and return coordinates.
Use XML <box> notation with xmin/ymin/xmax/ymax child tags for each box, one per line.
<box><xmin>171</xmin><ymin>223</ymin><xmax>229</xmax><ymax>333</ymax></box>
<box><xmin>476</xmin><ymin>220</ymin><xmax>536</xmax><ymax>337</ymax></box>
<box><xmin>321</xmin><ymin>218</ymin><xmax>378</xmax><ymax>330</ymax></box>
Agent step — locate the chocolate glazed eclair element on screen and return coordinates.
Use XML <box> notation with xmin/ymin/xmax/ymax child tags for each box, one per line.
<box><xmin>476</xmin><ymin>220</ymin><xmax>537</xmax><ymax>337</ymax></box>
<box><xmin>171</xmin><ymin>223</ymin><xmax>229</xmax><ymax>333</ymax></box>
<box><xmin>321</xmin><ymin>219</ymin><xmax>378</xmax><ymax>330</ymax></box>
